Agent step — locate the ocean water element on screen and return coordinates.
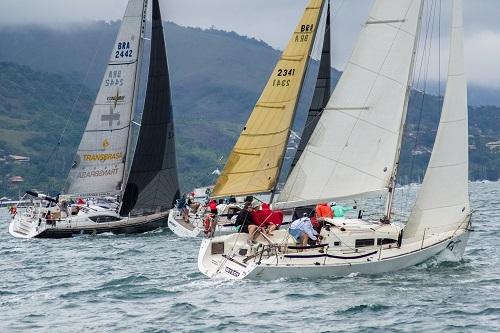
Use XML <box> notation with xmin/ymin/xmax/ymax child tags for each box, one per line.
<box><xmin>1</xmin><ymin>181</ymin><xmax>499</xmax><ymax>333</ymax></box>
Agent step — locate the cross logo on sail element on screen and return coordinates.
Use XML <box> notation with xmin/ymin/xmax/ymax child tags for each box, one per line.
<box><xmin>101</xmin><ymin>107</ymin><xmax>121</xmax><ymax>127</ymax></box>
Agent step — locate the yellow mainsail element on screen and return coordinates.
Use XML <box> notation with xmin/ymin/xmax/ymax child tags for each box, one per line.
<box><xmin>212</xmin><ymin>0</ymin><xmax>325</xmax><ymax>198</ymax></box>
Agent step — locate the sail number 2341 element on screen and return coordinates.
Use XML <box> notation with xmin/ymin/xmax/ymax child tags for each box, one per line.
<box><xmin>115</xmin><ymin>41</ymin><xmax>133</xmax><ymax>59</ymax></box>
<box><xmin>272</xmin><ymin>68</ymin><xmax>296</xmax><ymax>87</ymax></box>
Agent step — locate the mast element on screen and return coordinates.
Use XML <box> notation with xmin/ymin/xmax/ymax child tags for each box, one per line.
<box><xmin>383</xmin><ymin>1</ymin><xmax>425</xmax><ymax>222</ymax></box>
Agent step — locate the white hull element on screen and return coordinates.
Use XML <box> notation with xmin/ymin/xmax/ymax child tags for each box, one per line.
<box><xmin>9</xmin><ymin>206</ymin><xmax>168</xmax><ymax>239</ymax></box>
<box><xmin>167</xmin><ymin>207</ymin><xmax>293</xmax><ymax>239</ymax></box>
<box><xmin>198</xmin><ymin>219</ymin><xmax>470</xmax><ymax>280</ymax></box>
<box><xmin>167</xmin><ymin>209</ymin><xmax>237</xmax><ymax>238</ymax></box>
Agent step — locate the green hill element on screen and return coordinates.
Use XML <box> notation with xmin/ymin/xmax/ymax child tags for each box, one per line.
<box><xmin>0</xmin><ymin>22</ymin><xmax>498</xmax><ymax>197</ymax></box>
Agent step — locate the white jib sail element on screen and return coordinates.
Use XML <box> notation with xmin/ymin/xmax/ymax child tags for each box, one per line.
<box><xmin>65</xmin><ymin>0</ymin><xmax>147</xmax><ymax>196</ymax></box>
<box><xmin>277</xmin><ymin>0</ymin><xmax>423</xmax><ymax>208</ymax></box>
<box><xmin>404</xmin><ymin>0</ymin><xmax>469</xmax><ymax>240</ymax></box>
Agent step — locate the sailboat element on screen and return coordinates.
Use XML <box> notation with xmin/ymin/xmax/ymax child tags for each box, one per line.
<box><xmin>168</xmin><ymin>0</ymin><xmax>331</xmax><ymax>238</ymax></box>
<box><xmin>198</xmin><ymin>0</ymin><xmax>472</xmax><ymax>280</ymax></box>
<box><xmin>9</xmin><ymin>0</ymin><xmax>180</xmax><ymax>239</ymax></box>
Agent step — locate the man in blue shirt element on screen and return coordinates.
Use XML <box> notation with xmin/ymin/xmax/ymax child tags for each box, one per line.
<box><xmin>289</xmin><ymin>214</ymin><xmax>318</xmax><ymax>246</ymax></box>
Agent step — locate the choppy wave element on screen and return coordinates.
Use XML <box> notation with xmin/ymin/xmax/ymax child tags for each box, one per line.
<box><xmin>0</xmin><ymin>181</ymin><xmax>499</xmax><ymax>332</ymax></box>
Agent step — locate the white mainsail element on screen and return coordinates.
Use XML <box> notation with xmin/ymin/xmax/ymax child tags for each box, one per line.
<box><xmin>277</xmin><ymin>0</ymin><xmax>423</xmax><ymax>208</ymax></box>
<box><xmin>404</xmin><ymin>0</ymin><xmax>469</xmax><ymax>240</ymax></box>
<box><xmin>65</xmin><ymin>0</ymin><xmax>147</xmax><ymax>196</ymax></box>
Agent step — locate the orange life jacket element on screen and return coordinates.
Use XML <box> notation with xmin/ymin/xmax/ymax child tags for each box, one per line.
<box><xmin>315</xmin><ymin>203</ymin><xmax>333</xmax><ymax>218</ymax></box>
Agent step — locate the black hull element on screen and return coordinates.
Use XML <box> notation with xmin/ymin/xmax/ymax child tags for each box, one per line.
<box><xmin>35</xmin><ymin>216</ymin><xmax>168</xmax><ymax>239</ymax></box>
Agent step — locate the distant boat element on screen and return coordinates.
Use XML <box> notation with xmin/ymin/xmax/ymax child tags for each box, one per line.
<box><xmin>199</xmin><ymin>0</ymin><xmax>472</xmax><ymax>280</ymax></box>
<box><xmin>9</xmin><ymin>0</ymin><xmax>180</xmax><ymax>239</ymax></box>
<box><xmin>168</xmin><ymin>0</ymin><xmax>331</xmax><ymax>238</ymax></box>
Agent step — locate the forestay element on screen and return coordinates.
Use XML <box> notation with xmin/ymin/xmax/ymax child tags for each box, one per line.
<box><xmin>211</xmin><ymin>0</ymin><xmax>326</xmax><ymax>198</ymax></box>
<box><xmin>277</xmin><ymin>0</ymin><xmax>423</xmax><ymax>208</ymax></box>
<box><xmin>120</xmin><ymin>0</ymin><xmax>180</xmax><ymax>216</ymax></box>
<box><xmin>404</xmin><ymin>0</ymin><xmax>469</xmax><ymax>240</ymax></box>
<box><xmin>65</xmin><ymin>0</ymin><xmax>147</xmax><ymax>196</ymax></box>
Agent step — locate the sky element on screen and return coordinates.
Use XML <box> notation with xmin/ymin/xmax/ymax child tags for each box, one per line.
<box><xmin>1</xmin><ymin>0</ymin><xmax>499</xmax><ymax>89</ymax></box>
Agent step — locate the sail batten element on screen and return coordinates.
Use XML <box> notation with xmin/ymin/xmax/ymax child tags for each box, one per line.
<box><xmin>278</xmin><ymin>0</ymin><xmax>423</xmax><ymax>206</ymax></box>
<box><xmin>211</xmin><ymin>0</ymin><xmax>326</xmax><ymax>198</ymax></box>
<box><xmin>64</xmin><ymin>0</ymin><xmax>148</xmax><ymax>196</ymax></box>
<box><xmin>404</xmin><ymin>0</ymin><xmax>469</xmax><ymax>240</ymax></box>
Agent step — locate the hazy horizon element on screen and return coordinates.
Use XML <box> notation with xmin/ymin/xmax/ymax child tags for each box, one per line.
<box><xmin>0</xmin><ymin>0</ymin><xmax>499</xmax><ymax>89</ymax></box>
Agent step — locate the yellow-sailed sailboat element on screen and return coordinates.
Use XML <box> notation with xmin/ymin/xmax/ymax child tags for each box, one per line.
<box><xmin>212</xmin><ymin>0</ymin><xmax>327</xmax><ymax>198</ymax></box>
<box><xmin>168</xmin><ymin>0</ymin><xmax>332</xmax><ymax>237</ymax></box>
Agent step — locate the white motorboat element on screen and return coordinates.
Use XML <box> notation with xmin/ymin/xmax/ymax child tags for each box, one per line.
<box><xmin>199</xmin><ymin>0</ymin><xmax>472</xmax><ymax>279</ymax></box>
<box><xmin>9</xmin><ymin>194</ymin><xmax>168</xmax><ymax>239</ymax></box>
<box><xmin>9</xmin><ymin>0</ymin><xmax>180</xmax><ymax>238</ymax></box>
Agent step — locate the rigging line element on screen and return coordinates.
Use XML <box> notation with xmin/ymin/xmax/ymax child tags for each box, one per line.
<box><xmin>405</xmin><ymin>0</ymin><xmax>438</xmax><ymax>212</ymax></box>
<box><xmin>403</xmin><ymin>0</ymin><xmax>436</xmax><ymax>212</ymax></box>
<box><xmin>412</xmin><ymin>0</ymin><xmax>437</xmax><ymax>168</ymax></box>
<box><xmin>37</xmin><ymin>36</ymin><xmax>103</xmax><ymax>186</ymax></box>
<box><xmin>413</xmin><ymin>0</ymin><xmax>434</xmax><ymax>92</ymax></box>
<box><xmin>438</xmin><ymin>0</ymin><xmax>442</xmax><ymax>98</ymax></box>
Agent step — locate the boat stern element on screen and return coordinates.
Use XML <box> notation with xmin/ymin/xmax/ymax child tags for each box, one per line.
<box><xmin>198</xmin><ymin>235</ymin><xmax>256</xmax><ymax>280</ymax></box>
<box><xmin>167</xmin><ymin>209</ymin><xmax>201</xmax><ymax>238</ymax></box>
<box><xmin>9</xmin><ymin>213</ymin><xmax>42</xmax><ymax>239</ymax></box>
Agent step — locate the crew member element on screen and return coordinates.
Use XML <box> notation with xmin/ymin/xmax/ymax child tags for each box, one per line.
<box><xmin>330</xmin><ymin>202</ymin><xmax>357</xmax><ymax>218</ymax></box>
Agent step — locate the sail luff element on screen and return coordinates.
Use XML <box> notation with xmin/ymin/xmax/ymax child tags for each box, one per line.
<box><xmin>277</xmin><ymin>0</ymin><xmax>424</xmax><ymax>207</ymax></box>
<box><xmin>404</xmin><ymin>0</ymin><xmax>469</xmax><ymax>240</ymax></box>
<box><xmin>64</xmin><ymin>0</ymin><xmax>149</xmax><ymax>197</ymax></box>
<box><xmin>121</xmin><ymin>0</ymin><xmax>149</xmax><ymax>192</ymax></box>
<box><xmin>211</xmin><ymin>0</ymin><xmax>326</xmax><ymax>198</ymax></box>
<box><xmin>290</xmin><ymin>1</ymin><xmax>331</xmax><ymax>171</ymax></box>
<box><xmin>120</xmin><ymin>0</ymin><xmax>180</xmax><ymax>216</ymax></box>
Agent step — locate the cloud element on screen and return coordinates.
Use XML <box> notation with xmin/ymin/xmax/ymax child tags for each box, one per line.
<box><xmin>0</xmin><ymin>0</ymin><xmax>499</xmax><ymax>88</ymax></box>
<box><xmin>464</xmin><ymin>30</ymin><xmax>500</xmax><ymax>88</ymax></box>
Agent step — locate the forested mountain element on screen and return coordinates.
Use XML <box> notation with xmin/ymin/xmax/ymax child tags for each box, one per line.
<box><xmin>0</xmin><ymin>22</ymin><xmax>498</xmax><ymax>197</ymax></box>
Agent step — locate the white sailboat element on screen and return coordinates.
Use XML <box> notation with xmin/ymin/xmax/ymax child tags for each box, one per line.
<box><xmin>198</xmin><ymin>0</ymin><xmax>472</xmax><ymax>280</ymax></box>
<box><xmin>168</xmin><ymin>0</ymin><xmax>331</xmax><ymax>238</ymax></box>
<box><xmin>9</xmin><ymin>0</ymin><xmax>180</xmax><ymax>239</ymax></box>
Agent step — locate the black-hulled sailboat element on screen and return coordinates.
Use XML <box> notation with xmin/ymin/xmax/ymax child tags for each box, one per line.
<box><xmin>9</xmin><ymin>0</ymin><xmax>180</xmax><ymax>238</ymax></box>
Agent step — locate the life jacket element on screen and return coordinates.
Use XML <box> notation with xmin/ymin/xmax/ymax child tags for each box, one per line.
<box><xmin>203</xmin><ymin>213</ymin><xmax>216</xmax><ymax>235</ymax></box>
<box><xmin>315</xmin><ymin>203</ymin><xmax>333</xmax><ymax>218</ymax></box>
